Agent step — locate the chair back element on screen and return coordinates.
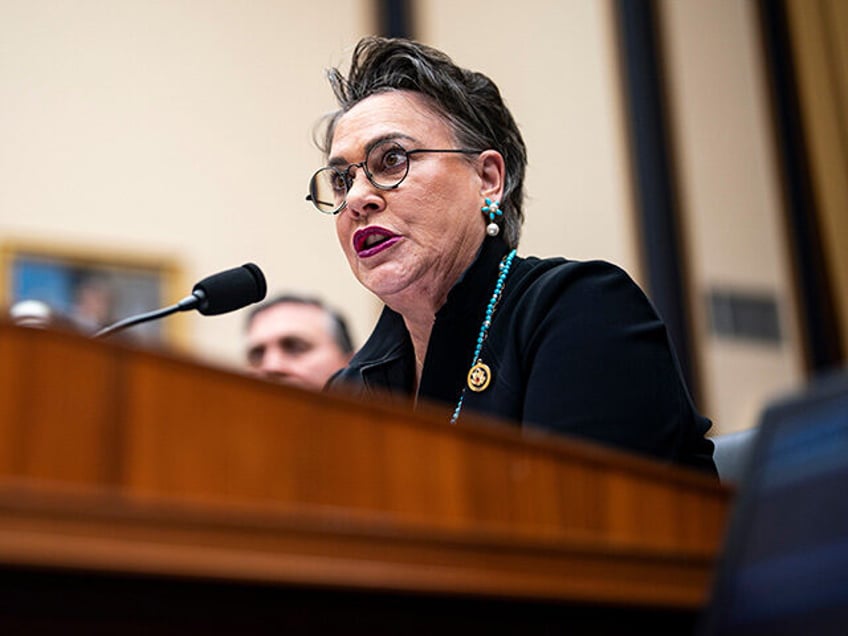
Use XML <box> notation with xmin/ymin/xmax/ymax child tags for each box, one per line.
<box><xmin>712</xmin><ymin>428</ymin><xmax>759</xmax><ymax>484</ymax></box>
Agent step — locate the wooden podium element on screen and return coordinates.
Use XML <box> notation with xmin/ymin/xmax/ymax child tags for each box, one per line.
<box><xmin>0</xmin><ymin>322</ymin><xmax>731</xmax><ymax>633</ymax></box>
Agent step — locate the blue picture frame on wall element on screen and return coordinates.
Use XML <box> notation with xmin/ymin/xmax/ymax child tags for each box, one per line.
<box><xmin>2</xmin><ymin>242</ymin><xmax>179</xmax><ymax>345</ymax></box>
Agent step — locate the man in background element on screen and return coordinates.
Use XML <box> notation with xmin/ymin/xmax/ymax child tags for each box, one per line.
<box><xmin>244</xmin><ymin>294</ymin><xmax>354</xmax><ymax>391</ymax></box>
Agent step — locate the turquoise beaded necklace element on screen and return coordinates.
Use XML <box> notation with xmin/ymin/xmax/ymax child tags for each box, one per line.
<box><xmin>450</xmin><ymin>248</ymin><xmax>517</xmax><ymax>424</ymax></box>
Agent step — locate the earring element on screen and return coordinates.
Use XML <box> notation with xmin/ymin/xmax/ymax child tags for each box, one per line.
<box><xmin>481</xmin><ymin>198</ymin><xmax>503</xmax><ymax>237</ymax></box>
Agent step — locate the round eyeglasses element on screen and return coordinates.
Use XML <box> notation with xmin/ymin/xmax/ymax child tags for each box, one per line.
<box><xmin>306</xmin><ymin>140</ymin><xmax>482</xmax><ymax>215</ymax></box>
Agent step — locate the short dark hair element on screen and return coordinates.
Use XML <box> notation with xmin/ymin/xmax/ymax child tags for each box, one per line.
<box><xmin>318</xmin><ymin>36</ymin><xmax>527</xmax><ymax>249</ymax></box>
<box><xmin>246</xmin><ymin>294</ymin><xmax>354</xmax><ymax>355</ymax></box>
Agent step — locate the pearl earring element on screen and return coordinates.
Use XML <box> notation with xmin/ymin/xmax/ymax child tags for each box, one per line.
<box><xmin>481</xmin><ymin>198</ymin><xmax>503</xmax><ymax>237</ymax></box>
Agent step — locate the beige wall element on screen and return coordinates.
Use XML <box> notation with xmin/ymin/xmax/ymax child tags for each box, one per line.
<box><xmin>0</xmin><ymin>0</ymin><xmax>379</xmax><ymax>367</ymax></box>
<box><xmin>415</xmin><ymin>0</ymin><xmax>641</xmax><ymax>278</ymax></box>
<box><xmin>0</xmin><ymin>0</ymin><xmax>805</xmax><ymax>433</ymax></box>
<box><xmin>0</xmin><ymin>0</ymin><xmax>640</xmax><ymax>366</ymax></box>
<box><xmin>659</xmin><ymin>0</ymin><xmax>805</xmax><ymax>431</ymax></box>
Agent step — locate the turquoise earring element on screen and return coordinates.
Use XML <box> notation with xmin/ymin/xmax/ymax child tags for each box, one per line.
<box><xmin>481</xmin><ymin>198</ymin><xmax>503</xmax><ymax>237</ymax></box>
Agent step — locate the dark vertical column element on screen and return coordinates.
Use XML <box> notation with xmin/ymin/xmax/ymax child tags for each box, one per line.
<box><xmin>613</xmin><ymin>1</ymin><xmax>699</xmax><ymax>400</ymax></box>
<box><xmin>378</xmin><ymin>0</ymin><xmax>413</xmax><ymax>38</ymax></box>
<box><xmin>757</xmin><ymin>0</ymin><xmax>844</xmax><ymax>372</ymax></box>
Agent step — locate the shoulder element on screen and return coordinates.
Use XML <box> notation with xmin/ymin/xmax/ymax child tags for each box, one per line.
<box><xmin>506</xmin><ymin>256</ymin><xmax>653</xmax><ymax>320</ymax></box>
<box><xmin>496</xmin><ymin>256</ymin><xmax>665</xmax><ymax>360</ymax></box>
<box><xmin>513</xmin><ymin>255</ymin><xmax>637</xmax><ymax>288</ymax></box>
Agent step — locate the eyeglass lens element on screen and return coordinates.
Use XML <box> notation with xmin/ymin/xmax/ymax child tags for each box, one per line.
<box><xmin>309</xmin><ymin>141</ymin><xmax>410</xmax><ymax>214</ymax></box>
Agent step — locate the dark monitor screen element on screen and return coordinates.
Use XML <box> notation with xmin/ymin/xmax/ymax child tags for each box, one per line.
<box><xmin>698</xmin><ymin>370</ymin><xmax>848</xmax><ymax>636</ymax></box>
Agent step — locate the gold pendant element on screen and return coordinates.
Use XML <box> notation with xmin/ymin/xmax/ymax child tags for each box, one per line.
<box><xmin>467</xmin><ymin>362</ymin><xmax>492</xmax><ymax>392</ymax></box>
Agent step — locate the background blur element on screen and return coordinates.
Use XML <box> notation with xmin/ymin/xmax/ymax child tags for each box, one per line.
<box><xmin>1</xmin><ymin>0</ymin><xmax>845</xmax><ymax>437</ymax></box>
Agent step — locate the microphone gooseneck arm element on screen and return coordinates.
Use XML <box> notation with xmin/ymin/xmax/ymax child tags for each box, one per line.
<box><xmin>91</xmin><ymin>263</ymin><xmax>265</xmax><ymax>340</ymax></box>
<box><xmin>93</xmin><ymin>292</ymin><xmax>205</xmax><ymax>339</ymax></box>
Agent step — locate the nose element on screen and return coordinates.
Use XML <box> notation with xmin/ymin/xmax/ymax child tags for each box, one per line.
<box><xmin>258</xmin><ymin>346</ymin><xmax>295</xmax><ymax>381</ymax></box>
<box><xmin>343</xmin><ymin>166</ymin><xmax>384</xmax><ymax>219</ymax></box>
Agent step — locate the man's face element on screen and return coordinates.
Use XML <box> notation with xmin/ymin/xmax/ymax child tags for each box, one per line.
<box><xmin>245</xmin><ymin>302</ymin><xmax>351</xmax><ymax>391</ymax></box>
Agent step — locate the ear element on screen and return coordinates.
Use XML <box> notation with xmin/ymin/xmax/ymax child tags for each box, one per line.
<box><xmin>477</xmin><ymin>150</ymin><xmax>506</xmax><ymax>201</ymax></box>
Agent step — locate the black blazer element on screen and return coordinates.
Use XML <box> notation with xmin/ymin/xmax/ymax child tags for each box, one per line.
<box><xmin>329</xmin><ymin>237</ymin><xmax>716</xmax><ymax>474</ymax></box>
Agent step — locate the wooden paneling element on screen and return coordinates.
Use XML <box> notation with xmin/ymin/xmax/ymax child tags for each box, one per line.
<box><xmin>0</xmin><ymin>322</ymin><xmax>732</xmax><ymax>618</ymax></box>
<box><xmin>0</xmin><ymin>326</ymin><xmax>122</xmax><ymax>483</ymax></box>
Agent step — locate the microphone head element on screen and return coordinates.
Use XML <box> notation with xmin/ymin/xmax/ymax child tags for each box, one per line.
<box><xmin>192</xmin><ymin>263</ymin><xmax>267</xmax><ymax>316</ymax></box>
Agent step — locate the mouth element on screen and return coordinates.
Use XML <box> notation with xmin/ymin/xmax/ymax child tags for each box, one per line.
<box><xmin>353</xmin><ymin>226</ymin><xmax>402</xmax><ymax>258</ymax></box>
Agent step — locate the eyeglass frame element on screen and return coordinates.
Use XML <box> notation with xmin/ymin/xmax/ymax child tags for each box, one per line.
<box><xmin>306</xmin><ymin>142</ymin><xmax>484</xmax><ymax>215</ymax></box>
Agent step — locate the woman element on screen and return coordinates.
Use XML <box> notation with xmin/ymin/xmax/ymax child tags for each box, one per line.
<box><xmin>308</xmin><ymin>36</ymin><xmax>715</xmax><ymax>474</ymax></box>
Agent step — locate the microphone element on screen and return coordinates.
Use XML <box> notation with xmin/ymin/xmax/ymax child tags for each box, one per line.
<box><xmin>94</xmin><ymin>263</ymin><xmax>267</xmax><ymax>339</ymax></box>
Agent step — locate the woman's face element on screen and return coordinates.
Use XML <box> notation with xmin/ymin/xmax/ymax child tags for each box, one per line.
<box><xmin>329</xmin><ymin>91</ymin><xmax>498</xmax><ymax>313</ymax></box>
